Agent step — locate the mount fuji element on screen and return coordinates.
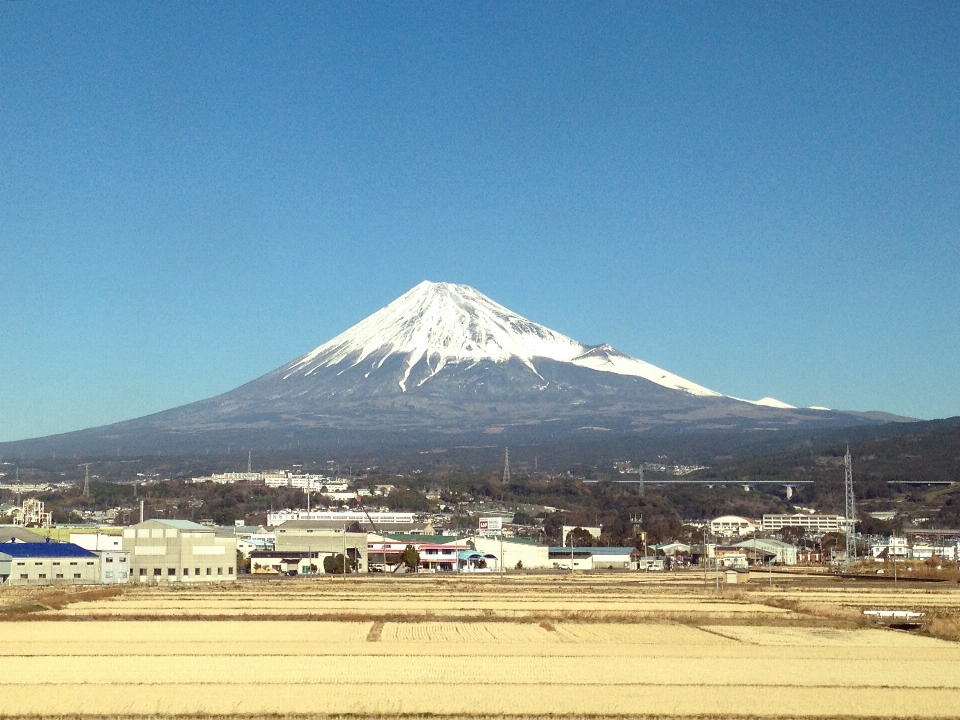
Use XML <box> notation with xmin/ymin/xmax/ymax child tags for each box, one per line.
<box><xmin>3</xmin><ymin>281</ymin><xmax>904</xmax><ymax>456</ymax></box>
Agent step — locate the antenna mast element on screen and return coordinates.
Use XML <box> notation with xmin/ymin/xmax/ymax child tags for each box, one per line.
<box><xmin>502</xmin><ymin>447</ymin><xmax>510</xmax><ymax>483</ymax></box>
<box><xmin>844</xmin><ymin>446</ymin><xmax>857</xmax><ymax>569</ymax></box>
<box><xmin>247</xmin><ymin>450</ymin><xmax>252</xmax><ymax>474</ymax></box>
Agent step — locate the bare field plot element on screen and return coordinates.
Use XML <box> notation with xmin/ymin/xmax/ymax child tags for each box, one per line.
<box><xmin>1</xmin><ymin>574</ymin><xmax>959</xmax><ymax>718</ymax></box>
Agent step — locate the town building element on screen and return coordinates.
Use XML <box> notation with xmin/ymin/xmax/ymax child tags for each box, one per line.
<box><xmin>762</xmin><ymin>514</ymin><xmax>849</xmax><ymax>535</ymax></box>
<box><xmin>122</xmin><ymin>519</ymin><xmax>236</xmax><ymax>583</ymax></box>
<box><xmin>249</xmin><ymin>550</ymin><xmax>322</xmax><ymax>575</ymax></box>
<box><xmin>367</xmin><ymin>536</ymin><xmax>467</xmax><ymax>572</ymax></box>
<box><xmin>0</xmin><ymin>542</ymin><xmax>99</xmax><ymax>585</ymax></box>
<box><xmin>273</xmin><ymin>521</ymin><xmax>368</xmax><ymax>572</ymax></box>
<box><xmin>549</xmin><ymin>546</ymin><xmax>640</xmax><ymax>570</ymax></box>
<box><xmin>732</xmin><ymin>538</ymin><xmax>798</xmax><ymax>565</ymax></box>
<box><xmin>70</xmin><ymin>533</ymin><xmax>130</xmax><ymax>584</ymax></box>
<box><xmin>266</xmin><ymin>510</ymin><xmax>428</xmax><ymax>533</ymax></box>
<box><xmin>710</xmin><ymin>516</ymin><xmax>757</xmax><ymax>538</ymax></box>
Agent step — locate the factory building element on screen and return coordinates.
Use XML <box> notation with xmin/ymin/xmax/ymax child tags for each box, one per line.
<box><xmin>122</xmin><ymin>519</ymin><xmax>236</xmax><ymax>583</ymax></box>
<box><xmin>273</xmin><ymin>521</ymin><xmax>368</xmax><ymax>572</ymax></box>
<box><xmin>0</xmin><ymin>542</ymin><xmax>99</xmax><ymax>585</ymax></box>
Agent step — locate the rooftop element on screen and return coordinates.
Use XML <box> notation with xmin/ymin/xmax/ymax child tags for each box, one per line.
<box><xmin>0</xmin><ymin>542</ymin><xmax>97</xmax><ymax>558</ymax></box>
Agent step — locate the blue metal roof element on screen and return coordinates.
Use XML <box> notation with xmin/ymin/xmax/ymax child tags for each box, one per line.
<box><xmin>549</xmin><ymin>546</ymin><xmax>636</xmax><ymax>555</ymax></box>
<box><xmin>0</xmin><ymin>542</ymin><xmax>97</xmax><ymax>559</ymax></box>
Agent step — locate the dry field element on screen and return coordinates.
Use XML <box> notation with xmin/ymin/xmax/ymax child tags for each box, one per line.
<box><xmin>1</xmin><ymin>572</ymin><xmax>958</xmax><ymax>720</ymax></box>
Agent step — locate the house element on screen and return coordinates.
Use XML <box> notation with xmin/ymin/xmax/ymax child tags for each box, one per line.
<box><xmin>0</xmin><ymin>542</ymin><xmax>99</xmax><ymax>585</ymax></box>
<box><xmin>122</xmin><ymin>519</ymin><xmax>236</xmax><ymax>583</ymax></box>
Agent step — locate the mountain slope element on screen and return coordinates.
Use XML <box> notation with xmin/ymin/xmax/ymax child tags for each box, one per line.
<box><xmin>1</xmin><ymin>281</ymin><xmax>910</xmax><ymax>456</ymax></box>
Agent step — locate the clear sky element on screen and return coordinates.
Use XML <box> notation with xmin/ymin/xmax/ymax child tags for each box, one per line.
<box><xmin>2</xmin><ymin>2</ymin><xmax>959</xmax><ymax>442</ymax></box>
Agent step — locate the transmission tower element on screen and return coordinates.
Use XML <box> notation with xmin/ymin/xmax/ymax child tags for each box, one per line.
<box><xmin>502</xmin><ymin>447</ymin><xmax>510</xmax><ymax>483</ymax></box>
<box><xmin>81</xmin><ymin>463</ymin><xmax>91</xmax><ymax>497</ymax></box>
<box><xmin>844</xmin><ymin>446</ymin><xmax>857</xmax><ymax>568</ymax></box>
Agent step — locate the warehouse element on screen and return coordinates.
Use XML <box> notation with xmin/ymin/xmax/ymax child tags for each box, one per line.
<box><xmin>273</xmin><ymin>521</ymin><xmax>368</xmax><ymax>572</ymax></box>
<box><xmin>122</xmin><ymin>519</ymin><xmax>236</xmax><ymax>583</ymax></box>
<box><xmin>0</xmin><ymin>542</ymin><xmax>99</xmax><ymax>585</ymax></box>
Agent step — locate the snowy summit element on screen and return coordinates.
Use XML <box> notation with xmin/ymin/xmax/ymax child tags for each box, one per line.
<box><xmin>285</xmin><ymin>281</ymin><xmax>721</xmax><ymax>396</ymax></box>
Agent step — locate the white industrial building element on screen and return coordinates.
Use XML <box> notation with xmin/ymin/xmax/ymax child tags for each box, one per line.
<box><xmin>762</xmin><ymin>514</ymin><xmax>849</xmax><ymax>534</ymax></box>
<box><xmin>710</xmin><ymin>516</ymin><xmax>757</xmax><ymax>538</ymax></box>
<box><xmin>70</xmin><ymin>533</ymin><xmax>130</xmax><ymax>584</ymax></box>
<box><xmin>0</xmin><ymin>542</ymin><xmax>99</xmax><ymax>585</ymax></box>
<box><xmin>122</xmin><ymin>519</ymin><xmax>236</xmax><ymax>583</ymax></box>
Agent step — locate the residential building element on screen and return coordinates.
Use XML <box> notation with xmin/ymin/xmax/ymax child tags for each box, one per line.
<box><xmin>869</xmin><ymin>536</ymin><xmax>909</xmax><ymax>561</ymax></box>
<box><xmin>122</xmin><ymin>519</ymin><xmax>236</xmax><ymax>583</ymax></box>
<box><xmin>0</xmin><ymin>542</ymin><xmax>99</xmax><ymax>585</ymax></box>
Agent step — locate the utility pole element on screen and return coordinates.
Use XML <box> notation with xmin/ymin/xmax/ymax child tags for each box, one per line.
<box><xmin>844</xmin><ymin>446</ymin><xmax>857</xmax><ymax>570</ymax></box>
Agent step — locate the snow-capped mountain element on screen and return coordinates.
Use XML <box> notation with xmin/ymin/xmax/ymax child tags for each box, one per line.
<box><xmin>283</xmin><ymin>281</ymin><xmax>720</xmax><ymax>396</ymax></box>
<box><xmin>0</xmin><ymin>281</ymin><xmax>903</xmax><ymax>457</ymax></box>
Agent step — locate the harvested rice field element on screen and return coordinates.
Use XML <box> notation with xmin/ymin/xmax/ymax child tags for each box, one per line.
<box><xmin>1</xmin><ymin>572</ymin><xmax>958</xmax><ymax>719</ymax></box>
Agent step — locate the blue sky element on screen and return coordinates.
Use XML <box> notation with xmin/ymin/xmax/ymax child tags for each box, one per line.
<box><xmin>2</xmin><ymin>2</ymin><xmax>958</xmax><ymax>442</ymax></box>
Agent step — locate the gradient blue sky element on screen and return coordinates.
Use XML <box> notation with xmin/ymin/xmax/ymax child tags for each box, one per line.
<box><xmin>2</xmin><ymin>2</ymin><xmax>959</xmax><ymax>442</ymax></box>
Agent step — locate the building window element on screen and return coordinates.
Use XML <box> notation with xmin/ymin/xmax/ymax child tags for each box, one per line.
<box><xmin>183</xmin><ymin>568</ymin><xmax>190</xmax><ymax>575</ymax></box>
<box><xmin>35</xmin><ymin>561</ymin><xmax>43</xmax><ymax>566</ymax></box>
<box><xmin>38</xmin><ymin>574</ymin><xmax>46</xmax><ymax>579</ymax></box>
<box><xmin>53</xmin><ymin>561</ymin><xmax>60</xmax><ymax>566</ymax></box>
<box><xmin>56</xmin><ymin>573</ymin><xmax>64</xmax><ymax>579</ymax></box>
<box><xmin>106</xmin><ymin>557</ymin><xmax>114</xmax><ymax>563</ymax></box>
<box><xmin>16</xmin><ymin>562</ymin><xmax>24</xmax><ymax>566</ymax></box>
<box><xmin>87</xmin><ymin>561</ymin><xmax>94</xmax><ymax>566</ymax></box>
<box><xmin>74</xmin><ymin>574</ymin><xmax>81</xmax><ymax>579</ymax></box>
<box><xmin>195</xmin><ymin>568</ymin><xmax>200</xmax><ymax>575</ymax></box>
<box><xmin>228</xmin><ymin>567</ymin><xmax>234</xmax><ymax>575</ymax></box>
<box><xmin>153</xmin><ymin>568</ymin><xmax>161</xmax><ymax>576</ymax></box>
<box><xmin>119</xmin><ymin>572</ymin><xmax>127</xmax><ymax>579</ymax></box>
<box><xmin>70</xmin><ymin>561</ymin><xmax>78</xmax><ymax>566</ymax></box>
<box><xmin>206</xmin><ymin>568</ymin><xmax>211</xmax><ymax>575</ymax></box>
<box><xmin>20</xmin><ymin>574</ymin><xmax>28</xmax><ymax>579</ymax></box>
<box><xmin>105</xmin><ymin>572</ymin><xmax>113</xmax><ymax>578</ymax></box>
<box><xmin>120</xmin><ymin>557</ymin><xmax>127</xmax><ymax>563</ymax></box>
<box><xmin>217</xmin><ymin>567</ymin><xmax>223</xmax><ymax>575</ymax></box>
<box><xmin>139</xmin><ymin>568</ymin><xmax>147</xmax><ymax>576</ymax></box>
<box><xmin>168</xmin><ymin>568</ymin><xmax>176</xmax><ymax>576</ymax></box>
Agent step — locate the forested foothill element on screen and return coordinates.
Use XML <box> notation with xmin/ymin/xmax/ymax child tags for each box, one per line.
<box><xmin>2</xmin><ymin>416</ymin><xmax>957</xmax><ymax>545</ymax></box>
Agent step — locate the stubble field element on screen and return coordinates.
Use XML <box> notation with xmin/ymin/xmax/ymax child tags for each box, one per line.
<box><xmin>1</xmin><ymin>572</ymin><xmax>959</xmax><ymax>720</ymax></box>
